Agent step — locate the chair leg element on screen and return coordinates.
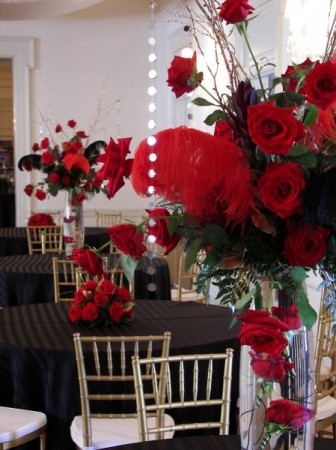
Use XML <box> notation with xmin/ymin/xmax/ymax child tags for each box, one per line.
<box><xmin>40</xmin><ymin>432</ymin><xmax>46</xmax><ymax>450</ymax></box>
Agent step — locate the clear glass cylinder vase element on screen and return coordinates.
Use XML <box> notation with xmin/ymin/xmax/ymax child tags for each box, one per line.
<box><xmin>63</xmin><ymin>189</ymin><xmax>84</xmax><ymax>256</ymax></box>
<box><xmin>239</xmin><ymin>290</ymin><xmax>316</xmax><ymax>450</ymax></box>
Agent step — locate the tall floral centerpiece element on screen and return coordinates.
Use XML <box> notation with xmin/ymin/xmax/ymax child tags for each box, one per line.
<box><xmin>19</xmin><ymin>119</ymin><xmax>134</xmax><ymax>254</ymax></box>
<box><xmin>106</xmin><ymin>0</ymin><xmax>336</xmax><ymax>448</ymax></box>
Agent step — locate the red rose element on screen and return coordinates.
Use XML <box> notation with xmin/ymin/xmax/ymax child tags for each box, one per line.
<box><xmin>146</xmin><ymin>208</ymin><xmax>181</xmax><ymax>255</ymax></box>
<box><xmin>265</xmin><ymin>399</ymin><xmax>314</xmax><ymax>429</ymax></box>
<box><xmin>284</xmin><ymin>224</ymin><xmax>330</xmax><ymax>266</ymax></box>
<box><xmin>73</xmin><ymin>289</ymin><xmax>86</xmax><ymax>304</ymax></box>
<box><xmin>41</xmin><ymin>150</ymin><xmax>55</xmax><ymax>166</ymax></box>
<box><xmin>32</xmin><ymin>143</ymin><xmax>40</xmax><ymax>152</ymax></box>
<box><xmin>68</xmin><ymin>304</ymin><xmax>82</xmax><ymax>323</ymax></box>
<box><xmin>67</xmin><ymin>119</ymin><xmax>77</xmax><ymax>128</ymax></box>
<box><xmin>40</xmin><ymin>137</ymin><xmax>49</xmax><ymax>149</ymax></box>
<box><xmin>167</xmin><ymin>51</ymin><xmax>203</xmax><ymax>98</ymax></box>
<box><xmin>281</xmin><ymin>58</ymin><xmax>315</xmax><ymax>93</ymax></box>
<box><xmin>250</xmin><ymin>352</ymin><xmax>294</xmax><ymax>382</ymax></box>
<box><xmin>116</xmin><ymin>286</ymin><xmax>131</xmax><ymax>302</ymax></box>
<box><xmin>99</xmin><ymin>280</ymin><xmax>116</xmax><ymax>296</ymax></box>
<box><xmin>61</xmin><ymin>175</ymin><xmax>71</xmax><ymax>186</ymax></box>
<box><xmin>69</xmin><ymin>248</ymin><xmax>105</xmax><ymax>277</ymax></box>
<box><xmin>109</xmin><ymin>301</ymin><xmax>125</xmax><ymax>323</ymax></box>
<box><xmin>239</xmin><ymin>323</ymin><xmax>289</xmax><ymax>357</ymax></box>
<box><xmin>238</xmin><ymin>309</ymin><xmax>291</xmax><ymax>331</ymax></box>
<box><xmin>82</xmin><ymin>280</ymin><xmax>97</xmax><ymax>291</ymax></box>
<box><xmin>49</xmin><ymin>172</ymin><xmax>60</xmax><ymax>183</ymax></box>
<box><xmin>94</xmin><ymin>290</ymin><xmax>108</xmax><ymax>306</ymax></box>
<box><xmin>214</xmin><ymin>120</ymin><xmax>234</xmax><ymax>141</ymax></box>
<box><xmin>76</xmin><ymin>130</ymin><xmax>88</xmax><ymax>138</ymax></box>
<box><xmin>218</xmin><ymin>0</ymin><xmax>254</xmax><ymax>25</ymax></box>
<box><xmin>24</xmin><ymin>184</ymin><xmax>34</xmax><ymax>196</ymax></box>
<box><xmin>257</xmin><ymin>162</ymin><xmax>306</xmax><ymax>219</ymax></box>
<box><xmin>35</xmin><ymin>189</ymin><xmax>46</xmax><ymax>200</ymax></box>
<box><xmin>305</xmin><ymin>61</ymin><xmax>336</xmax><ymax>110</ymax></box>
<box><xmin>271</xmin><ymin>305</ymin><xmax>302</xmax><ymax>330</ymax></box>
<box><xmin>55</xmin><ymin>124</ymin><xmax>62</xmax><ymax>133</ymax></box>
<box><xmin>107</xmin><ymin>224</ymin><xmax>147</xmax><ymax>259</ymax></box>
<box><xmin>28</xmin><ymin>214</ymin><xmax>55</xmax><ymax>226</ymax></box>
<box><xmin>81</xmin><ymin>302</ymin><xmax>99</xmax><ymax>322</ymax></box>
<box><xmin>247</xmin><ymin>101</ymin><xmax>305</xmax><ymax>155</ymax></box>
<box><xmin>238</xmin><ymin>310</ymin><xmax>290</xmax><ymax>357</ymax></box>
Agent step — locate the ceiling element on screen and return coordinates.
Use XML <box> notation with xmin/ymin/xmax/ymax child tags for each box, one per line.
<box><xmin>0</xmin><ymin>0</ymin><xmax>106</xmax><ymax>20</ymax></box>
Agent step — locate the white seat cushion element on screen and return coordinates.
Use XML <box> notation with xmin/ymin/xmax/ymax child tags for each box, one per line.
<box><xmin>320</xmin><ymin>357</ymin><xmax>332</xmax><ymax>376</ymax></box>
<box><xmin>70</xmin><ymin>414</ymin><xmax>175</xmax><ymax>449</ymax></box>
<box><xmin>171</xmin><ymin>288</ymin><xmax>205</xmax><ymax>302</ymax></box>
<box><xmin>0</xmin><ymin>406</ymin><xmax>47</xmax><ymax>444</ymax></box>
<box><xmin>316</xmin><ymin>395</ymin><xmax>336</xmax><ymax>421</ymax></box>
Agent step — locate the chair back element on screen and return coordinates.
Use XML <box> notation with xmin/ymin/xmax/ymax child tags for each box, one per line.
<box><xmin>132</xmin><ymin>349</ymin><xmax>234</xmax><ymax>441</ymax></box>
<box><xmin>73</xmin><ymin>332</ymin><xmax>171</xmax><ymax>448</ymax></box>
<box><xmin>26</xmin><ymin>225</ymin><xmax>63</xmax><ymax>254</ymax></box>
<box><xmin>52</xmin><ymin>257</ymin><xmax>78</xmax><ymax>302</ymax></box>
<box><xmin>96</xmin><ymin>211</ymin><xmax>122</xmax><ymax>227</ymax></box>
<box><xmin>315</xmin><ymin>313</ymin><xmax>336</xmax><ymax>397</ymax></box>
<box><xmin>315</xmin><ymin>311</ymin><xmax>336</xmax><ymax>437</ymax></box>
<box><xmin>172</xmin><ymin>251</ymin><xmax>208</xmax><ymax>303</ymax></box>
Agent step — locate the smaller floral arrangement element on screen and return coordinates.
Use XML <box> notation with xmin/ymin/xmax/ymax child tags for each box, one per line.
<box><xmin>68</xmin><ymin>278</ymin><xmax>134</xmax><ymax>327</ymax></box>
<box><xmin>18</xmin><ymin>119</ymin><xmax>134</xmax><ymax>203</ymax></box>
<box><xmin>68</xmin><ymin>247</ymin><xmax>134</xmax><ymax>327</ymax></box>
<box><xmin>27</xmin><ymin>213</ymin><xmax>56</xmax><ymax>226</ymax></box>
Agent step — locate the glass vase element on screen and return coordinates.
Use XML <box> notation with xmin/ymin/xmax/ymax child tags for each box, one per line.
<box><xmin>239</xmin><ymin>290</ymin><xmax>316</xmax><ymax>450</ymax></box>
<box><xmin>63</xmin><ymin>189</ymin><xmax>84</xmax><ymax>256</ymax></box>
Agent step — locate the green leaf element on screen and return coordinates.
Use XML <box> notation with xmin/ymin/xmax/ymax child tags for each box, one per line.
<box><xmin>235</xmin><ymin>288</ymin><xmax>256</xmax><ymax>310</ymax></box>
<box><xmin>184</xmin><ymin>237</ymin><xmax>202</xmax><ymax>271</ymax></box>
<box><xmin>203</xmin><ymin>224</ymin><xmax>228</xmax><ymax>246</ymax></box>
<box><xmin>204</xmin><ymin>110</ymin><xmax>225</xmax><ymax>126</ymax></box>
<box><xmin>167</xmin><ymin>210</ymin><xmax>179</xmax><ymax>235</ymax></box>
<box><xmin>290</xmin><ymin>266</ymin><xmax>308</xmax><ymax>283</ymax></box>
<box><xmin>296</xmin><ymin>289</ymin><xmax>317</xmax><ymax>330</ymax></box>
<box><xmin>192</xmin><ymin>97</ymin><xmax>216</xmax><ymax>107</ymax></box>
<box><xmin>120</xmin><ymin>253</ymin><xmax>138</xmax><ymax>283</ymax></box>
<box><xmin>289</xmin><ymin>144</ymin><xmax>309</xmax><ymax>156</ymax></box>
<box><xmin>303</xmin><ymin>104</ymin><xmax>319</xmax><ymax>126</ymax></box>
<box><xmin>289</xmin><ymin>151</ymin><xmax>317</xmax><ymax>169</ymax></box>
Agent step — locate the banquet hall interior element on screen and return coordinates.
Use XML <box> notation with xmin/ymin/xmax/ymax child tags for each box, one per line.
<box><xmin>0</xmin><ymin>0</ymin><xmax>335</xmax><ymax>449</ymax></box>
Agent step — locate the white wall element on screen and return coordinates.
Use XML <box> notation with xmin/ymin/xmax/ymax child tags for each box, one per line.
<box><xmin>0</xmin><ymin>0</ymin><xmax>173</xmax><ymax>224</ymax></box>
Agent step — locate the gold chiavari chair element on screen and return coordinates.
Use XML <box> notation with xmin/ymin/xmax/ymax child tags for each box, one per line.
<box><xmin>26</xmin><ymin>225</ymin><xmax>63</xmax><ymax>255</ymax></box>
<box><xmin>52</xmin><ymin>257</ymin><xmax>79</xmax><ymax>303</ymax></box>
<box><xmin>132</xmin><ymin>349</ymin><xmax>234</xmax><ymax>442</ymax></box>
<box><xmin>315</xmin><ymin>312</ymin><xmax>336</xmax><ymax>437</ymax></box>
<box><xmin>171</xmin><ymin>251</ymin><xmax>208</xmax><ymax>303</ymax></box>
<box><xmin>70</xmin><ymin>332</ymin><xmax>172</xmax><ymax>449</ymax></box>
<box><xmin>95</xmin><ymin>211</ymin><xmax>122</xmax><ymax>227</ymax></box>
<box><xmin>0</xmin><ymin>406</ymin><xmax>47</xmax><ymax>450</ymax></box>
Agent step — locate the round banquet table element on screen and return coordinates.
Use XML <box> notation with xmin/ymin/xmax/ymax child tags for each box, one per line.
<box><xmin>0</xmin><ymin>253</ymin><xmax>171</xmax><ymax>307</ymax></box>
<box><xmin>0</xmin><ymin>300</ymin><xmax>240</xmax><ymax>450</ymax></box>
<box><xmin>0</xmin><ymin>226</ymin><xmax>109</xmax><ymax>256</ymax></box>
<box><xmin>109</xmin><ymin>435</ymin><xmax>333</xmax><ymax>450</ymax></box>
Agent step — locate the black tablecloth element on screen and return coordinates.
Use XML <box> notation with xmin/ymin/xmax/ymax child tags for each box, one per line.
<box><xmin>0</xmin><ymin>226</ymin><xmax>109</xmax><ymax>256</ymax></box>
<box><xmin>0</xmin><ymin>300</ymin><xmax>240</xmax><ymax>450</ymax></box>
<box><xmin>110</xmin><ymin>435</ymin><xmax>333</xmax><ymax>450</ymax></box>
<box><xmin>0</xmin><ymin>253</ymin><xmax>171</xmax><ymax>306</ymax></box>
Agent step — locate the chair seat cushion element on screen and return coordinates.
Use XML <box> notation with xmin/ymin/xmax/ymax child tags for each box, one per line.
<box><xmin>0</xmin><ymin>406</ymin><xmax>46</xmax><ymax>443</ymax></box>
<box><xmin>316</xmin><ymin>395</ymin><xmax>336</xmax><ymax>421</ymax></box>
<box><xmin>71</xmin><ymin>414</ymin><xmax>175</xmax><ymax>449</ymax></box>
<box><xmin>171</xmin><ymin>288</ymin><xmax>205</xmax><ymax>302</ymax></box>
